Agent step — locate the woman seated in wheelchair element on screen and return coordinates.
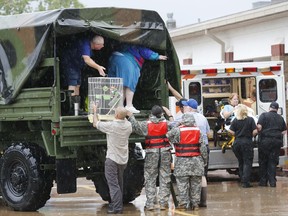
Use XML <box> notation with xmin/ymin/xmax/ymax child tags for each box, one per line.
<box><xmin>216</xmin><ymin>93</ymin><xmax>257</xmax><ymax>152</ymax></box>
<box><xmin>221</xmin><ymin>93</ymin><xmax>257</xmax><ymax>130</ymax></box>
<box><xmin>221</xmin><ymin>93</ymin><xmax>239</xmax><ymax>130</ymax></box>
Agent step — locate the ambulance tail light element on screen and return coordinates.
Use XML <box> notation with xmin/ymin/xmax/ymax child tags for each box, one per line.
<box><xmin>225</xmin><ymin>68</ymin><xmax>235</xmax><ymax>73</ymax></box>
<box><xmin>181</xmin><ymin>70</ymin><xmax>189</xmax><ymax>75</ymax></box>
<box><xmin>270</xmin><ymin>66</ymin><xmax>281</xmax><ymax>71</ymax></box>
<box><xmin>203</xmin><ymin>69</ymin><xmax>217</xmax><ymax>74</ymax></box>
<box><xmin>243</xmin><ymin>67</ymin><xmax>257</xmax><ymax>72</ymax></box>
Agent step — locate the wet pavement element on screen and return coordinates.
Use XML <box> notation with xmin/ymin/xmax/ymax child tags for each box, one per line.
<box><xmin>1</xmin><ymin>170</ymin><xmax>288</xmax><ymax>216</ymax></box>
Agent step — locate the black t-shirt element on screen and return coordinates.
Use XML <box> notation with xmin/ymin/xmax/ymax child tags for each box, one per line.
<box><xmin>257</xmin><ymin>111</ymin><xmax>287</xmax><ymax>138</ymax></box>
<box><xmin>230</xmin><ymin>116</ymin><xmax>257</xmax><ymax>140</ymax></box>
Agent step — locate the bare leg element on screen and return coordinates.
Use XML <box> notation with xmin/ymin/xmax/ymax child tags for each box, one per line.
<box><xmin>68</xmin><ymin>85</ymin><xmax>82</xmax><ymax>115</ymax></box>
<box><xmin>124</xmin><ymin>87</ymin><xmax>140</xmax><ymax>113</ymax></box>
<box><xmin>125</xmin><ymin>87</ymin><xmax>134</xmax><ymax>107</ymax></box>
<box><xmin>68</xmin><ymin>85</ymin><xmax>80</xmax><ymax>96</ymax></box>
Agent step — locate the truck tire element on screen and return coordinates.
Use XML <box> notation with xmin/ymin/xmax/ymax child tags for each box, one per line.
<box><xmin>0</xmin><ymin>143</ymin><xmax>54</xmax><ymax>211</ymax></box>
<box><xmin>92</xmin><ymin>175</ymin><xmax>111</xmax><ymax>202</ymax></box>
<box><xmin>122</xmin><ymin>151</ymin><xmax>144</xmax><ymax>203</ymax></box>
<box><xmin>92</xmin><ymin>145</ymin><xmax>145</xmax><ymax>204</ymax></box>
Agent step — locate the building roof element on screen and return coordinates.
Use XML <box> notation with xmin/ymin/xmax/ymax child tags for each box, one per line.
<box><xmin>169</xmin><ymin>2</ymin><xmax>288</xmax><ymax>41</ymax></box>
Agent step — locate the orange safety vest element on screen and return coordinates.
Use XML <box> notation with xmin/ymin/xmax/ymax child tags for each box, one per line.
<box><xmin>145</xmin><ymin>120</ymin><xmax>170</xmax><ymax>149</ymax></box>
<box><xmin>175</xmin><ymin>126</ymin><xmax>201</xmax><ymax>157</ymax></box>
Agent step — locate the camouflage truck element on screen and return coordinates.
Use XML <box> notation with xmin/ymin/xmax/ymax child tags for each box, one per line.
<box><xmin>0</xmin><ymin>8</ymin><xmax>181</xmax><ymax>211</ymax></box>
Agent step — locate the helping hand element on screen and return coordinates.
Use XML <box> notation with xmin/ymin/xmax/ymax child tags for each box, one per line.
<box><xmin>93</xmin><ymin>101</ymin><xmax>99</xmax><ymax>113</ymax></box>
<box><xmin>159</xmin><ymin>55</ymin><xmax>168</xmax><ymax>61</ymax></box>
<box><xmin>98</xmin><ymin>66</ymin><xmax>106</xmax><ymax>76</ymax></box>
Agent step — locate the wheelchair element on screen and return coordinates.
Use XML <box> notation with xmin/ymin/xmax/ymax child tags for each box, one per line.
<box><xmin>213</xmin><ymin>102</ymin><xmax>258</xmax><ymax>153</ymax></box>
<box><xmin>213</xmin><ymin>99</ymin><xmax>234</xmax><ymax>153</ymax></box>
<box><xmin>213</xmin><ymin>116</ymin><xmax>234</xmax><ymax>153</ymax></box>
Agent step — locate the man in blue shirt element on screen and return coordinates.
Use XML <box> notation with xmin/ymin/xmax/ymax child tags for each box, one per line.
<box><xmin>60</xmin><ymin>35</ymin><xmax>106</xmax><ymax>114</ymax></box>
<box><xmin>62</xmin><ymin>35</ymin><xmax>106</xmax><ymax>97</ymax></box>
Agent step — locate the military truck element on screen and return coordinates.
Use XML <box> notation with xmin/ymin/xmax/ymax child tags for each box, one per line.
<box><xmin>0</xmin><ymin>8</ymin><xmax>181</xmax><ymax>211</ymax></box>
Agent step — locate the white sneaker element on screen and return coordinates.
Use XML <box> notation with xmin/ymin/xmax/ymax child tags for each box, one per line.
<box><xmin>125</xmin><ymin>106</ymin><xmax>140</xmax><ymax>114</ymax></box>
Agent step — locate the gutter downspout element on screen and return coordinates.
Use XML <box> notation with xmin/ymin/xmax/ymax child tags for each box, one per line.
<box><xmin>205</xmin><ymin>29</ymin><xmax>225</xmax><ymax>62</ymax></box>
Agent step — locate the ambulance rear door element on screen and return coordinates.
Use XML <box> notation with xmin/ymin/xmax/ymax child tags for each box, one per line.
<box><xmin>256</xmin><ymin>75</ymin><xmax>286</xmax><ymax>118</ymax></box>
<box><xmin>182</xmin><ymin>77</ymin><xmax>203</xmax><ymax>113</ymax></box>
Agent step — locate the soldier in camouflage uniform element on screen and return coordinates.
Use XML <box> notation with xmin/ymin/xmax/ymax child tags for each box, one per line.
<box><xmin>166</xmin><ymin>113</ymin><xmax>207</xmax><ymax>210</ymax></box>
<box><xmin>127</xmin><ymin>105</ymin><xmax>173</xmax><ymax>210</ymax></box>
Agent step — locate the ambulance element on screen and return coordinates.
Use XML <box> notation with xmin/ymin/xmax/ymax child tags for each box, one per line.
<box><xmin>170</xmin><ymin>61</ymin><xmax>288</xmax><ymax>175</ymax></box>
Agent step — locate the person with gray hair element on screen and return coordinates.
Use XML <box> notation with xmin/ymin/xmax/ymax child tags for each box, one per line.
<box><xmin>61</xmin><ymin>35</ymin><xmax>106</xmax><ymax>114</ymax></box>
<box><xmin>93</xmin><ymin>104</ymin><xmax>132</xmax><ymax>214</ymax></box>
<box><xmin>166</xmin><ymin>113</ymin><xmax>207</xmax><ymax>210</ymax></box>
<box><xmin>180</xmin><ymin>98</ymin><xmax>210</xmax><ymax>207</ymax></box>
<box><xmin>62</xmin><ymin>35</ymin><xmax>106</xmax><ymax>96</ymax></box>
<box><xmin>228</xmin><ymin>104</ymin><xmax>257</xmax><ymax>188</ymax></box>
<box><xmin>127</xmin><ymin>105</ymin><xmax>173</xmax><ymax>211</ymax></box>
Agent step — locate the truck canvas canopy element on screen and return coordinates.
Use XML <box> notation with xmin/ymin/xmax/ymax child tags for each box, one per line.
<box><xmin>0</xmin><ymin>7</ymin><xmax>180</xmax><ymax>105</ymax></box>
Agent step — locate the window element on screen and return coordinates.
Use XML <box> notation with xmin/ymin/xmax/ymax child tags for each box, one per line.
<box><xmin>240</xmin><ymin>77</ymin><xmax>255</xmax><ymax>99</ymax></box>
<box><xmin>188</xmin><ymin>82</ymin><xmax>201</xmax><ymax>105</ymax></box>
<box><xmin>259</xmin><ymin>79</ymin><xmax>277</xmax><ymax>102</ymax></box>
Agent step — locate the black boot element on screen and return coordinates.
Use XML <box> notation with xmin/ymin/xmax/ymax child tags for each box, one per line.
<box><xmin>68</xmin><ymin>96</ymin><xmax>77</xmax><ymax>115</ymax></box>
<box><xmin>199</xmin><ymin>187</ymin><xmax>207</xmax><ymax>207</ymax></box>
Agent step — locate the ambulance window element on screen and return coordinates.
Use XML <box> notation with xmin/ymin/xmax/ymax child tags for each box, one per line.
<box><xmin>188</xmin><ymin>82</ymin><xmax>201</xmax><ymax>105</ymax></box>
<box><xmin>259</xmin><ymin>79</ymin><xmax>277</xmax><ymax>102</ymax></box>
<box><xmin>240</xmin><ymin>77</ymin><xmax>256</xmax><ymax>99</ymax></box>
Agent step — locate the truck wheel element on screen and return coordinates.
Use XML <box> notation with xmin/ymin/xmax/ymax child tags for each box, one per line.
<box><xmin>122</xmin><ymin>146</ymin><xmax>145</xmax><ymax>203</ymax></box>
<box><xmin>0</xmin><ymin>143</ymin><xmax>54</xmax><ymax>211</ymax></box>
<box><xmin>92</xmin><ymin>175</ymin><xmax>111</xmax><ymax>202</ymax></box>
<box><xmin>92</xmin><ymin>145</ymin><xmax>145</xmax><ymax>204</ymax></box>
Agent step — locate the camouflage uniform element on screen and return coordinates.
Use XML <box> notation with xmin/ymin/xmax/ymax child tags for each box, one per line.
<box><xmin>166</xmin><ymin>113</ymin><xmax>207</xmax><ymax>209</ymax></box>
<box><xmin>128</xmin><ymin>114</ymin><xmax>172</xmax><ymax>208</ymax></box>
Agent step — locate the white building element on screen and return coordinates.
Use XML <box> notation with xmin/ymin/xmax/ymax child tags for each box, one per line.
<box><xmin>169</xmin><ymin>1</ymin><xmax>288</xmax><ymax>120</ymax></box>
<box><xmin>169</xmin><ymin>1</ymin><xmax>288</xmax><ymax>65</ymax></box>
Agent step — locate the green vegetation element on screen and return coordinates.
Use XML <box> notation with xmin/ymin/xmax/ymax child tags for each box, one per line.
<box><xmin>0</xmin><ymin>0</ymin><xmax>84</xmax><ymax>15</ymax></box>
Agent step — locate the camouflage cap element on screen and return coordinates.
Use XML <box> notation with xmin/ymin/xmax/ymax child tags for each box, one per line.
<box><xmin>181</xmin><ymin>113</ymin><xmax>196</xmax><ymax>126</ymax></box>
<box><xmin>151</xmin><ymin>105</ymin><xmax>163</xmax><ymax>118</ymax></box>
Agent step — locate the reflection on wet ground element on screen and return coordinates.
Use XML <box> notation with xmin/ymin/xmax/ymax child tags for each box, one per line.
<box><xmin>1</xmin><ymin>170</ymin><xmax>288</xmax><ymax>216</ymax></box>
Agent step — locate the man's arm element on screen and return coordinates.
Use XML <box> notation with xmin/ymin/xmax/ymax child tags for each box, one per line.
<box><xmin>162</xmin><ymin>106</ymin><xmax>174</xmax><ymax>121</ymax></box>
<box><xmin>166</xmin><ymin>127</ymin><xmax>180</xmax><ymax>144</ymax></box>
<box><xmin>166</xmin><ymin>81</ymin><xmax>183</xmax><ymax>101</ymax></box>
<box><xmin>127</xmin><ymin>115</ymin><xmax>148</xmax><ymax>136</ymax></box>
<box><xmin>92</xmin><ymin>103</ymin><xmax>99</xmax><ymax>128</ymax></box>
<box><xmin>82</xmin><ymin>55</ymin><xmax>106</xmax><ymax>76</ymax></box>
<box><xmin>252</xmin><ymin>129</ymin><xmax>258</xmax><ymax>137</ymax></box>
<box><xmin>199</xmin><ymin>133</ymin><xmax>208</xmax><ymax>166</ymax></box>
